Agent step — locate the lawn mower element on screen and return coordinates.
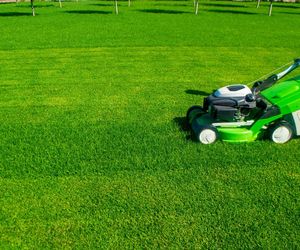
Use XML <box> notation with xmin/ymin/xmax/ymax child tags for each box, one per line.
<box><xmin>187</xmin><ymin>58</ymin><xmax>300</xmax><ymax>144</ymax></box>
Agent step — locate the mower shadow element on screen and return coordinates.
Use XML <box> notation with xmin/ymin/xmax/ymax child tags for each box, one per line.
<box><xmin>173</xmin><ymin>117</ymin><xmax>189</xmax><ymax>132</ymax></box>
<box><xmin>185</xmin><ymin>89</ymin><xmax>210</xmax><ymax>96</ymax></box>
<box><xmin>173</xmin><ymin>117</ymin><xmax>195</xmax><ymax>141</ymax></box>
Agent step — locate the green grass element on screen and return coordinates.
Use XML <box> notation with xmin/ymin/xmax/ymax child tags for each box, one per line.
<box><xmin>0</xmin><ymin>0</ymin><xmax>300</xmax><ymax>248</ymax></box>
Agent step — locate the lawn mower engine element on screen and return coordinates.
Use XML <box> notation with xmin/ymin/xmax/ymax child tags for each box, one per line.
<box><xmin>203</xmin><ymin>84</ymin><xmax>256</xmax><ymax>122</ymax></box>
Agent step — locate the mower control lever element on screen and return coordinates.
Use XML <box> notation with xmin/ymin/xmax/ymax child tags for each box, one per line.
<box><xmin>252</xmin><ymin>74</ymin><xmax>277</xmax><ymax>94</ymax></box>
<box><xmin>252</xmin><ymin>58</ymin><xmax>300</xmax><ymax>94</ymax></box>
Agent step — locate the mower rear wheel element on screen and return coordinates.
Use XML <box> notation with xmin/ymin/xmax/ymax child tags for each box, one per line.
<box><xmin>268</xmin><ymin>122</ymin><xmax>293</xmax><ymax>144</ymax></box>
<box><xmin>196</xmin><ymin>125</ymin><xmax>218</xmax><ymax>144</ymax></box>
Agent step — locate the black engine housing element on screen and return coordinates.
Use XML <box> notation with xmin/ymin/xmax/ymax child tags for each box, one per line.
<box><xmin>203</xmin><ymin>93</ymin><xmax>256</xmax><ymax>122</ymax></box>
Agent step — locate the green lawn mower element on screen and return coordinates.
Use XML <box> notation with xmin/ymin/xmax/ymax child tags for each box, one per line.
<box><xmin>187</xmin><ymin>59</ymin><xmax>300</xmax><ymax>144</ymax></box>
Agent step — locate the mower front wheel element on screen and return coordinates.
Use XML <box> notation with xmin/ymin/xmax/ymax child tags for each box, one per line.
<box><xmin>196</xmin><ymin>125</ymin><xmax>218</xmax><ymax>144</ymax></box>
<box><xmin>268</xmin><ymin>121</ymin><xmax>294</xmax><ymax>144</ymax></box>
<box><xmin>186</xmin><ymin>105</ymin><xmax>205</xmax><ymax>122</ymax></box>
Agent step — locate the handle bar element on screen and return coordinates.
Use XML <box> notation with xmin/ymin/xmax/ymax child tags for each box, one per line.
<box><xmin>252</xmin><ymin>58</ymin><xmax>300</xmax><ymax>94</ymax></box>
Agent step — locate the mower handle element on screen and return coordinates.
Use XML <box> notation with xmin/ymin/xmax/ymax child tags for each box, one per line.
<box><xmin>252</xmin><ymin>58</ymin><xmax>300</xmax><ymax>94</ymax></box>
<box><xmin>276</xmin><ymin>58</ymin><xmax>300</xmax><ymax>80</ymax></box>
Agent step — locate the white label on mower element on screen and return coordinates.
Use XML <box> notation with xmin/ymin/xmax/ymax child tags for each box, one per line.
<box><xmin>292</xmin><ymin>110</ymin><xmax>300</xmax><ymax>135</ymax></box>
<box><xmin>212</xmin><ymin>120</ymin><xmax>254</xmax><ymax>127</ymax></box>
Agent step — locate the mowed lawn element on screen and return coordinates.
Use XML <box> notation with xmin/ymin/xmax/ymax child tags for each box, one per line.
<box><xmin>0</xmin><ymin>0</ymin><xmax>300</xmax><ymax>248</ymax></box>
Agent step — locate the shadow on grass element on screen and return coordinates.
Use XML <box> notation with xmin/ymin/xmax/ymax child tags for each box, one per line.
<box><xmin>0</xmin><ymin>12</ymin><xmax>32</xmax><ymax>16</ymax></box>
<box><xmin>32</xmin><ymin>3</ymin><xmax>55</xmax><ymax>7</ymax></box>
<box><xmin>138</xmin><ymin>9</ymin><xmax>190</xmax><ymax>14</ymax></box>
<box><xmin>153</xmin><ymin>3</ymin><xmax>190</xmax><ymax>7</ymax></box>
<box><xmin>16</xmin><ymin>4</ymin><xmax>55</xmax><ymax>8</ymax></box>
<box><xmin>202</xmin><ymin>2</ymin><xmax>247</xmax><ymax>8</ymax></box>
<box><xmin>275</xmin><ymin>3</ymin><xmax>300</xmax><ymax>9</ymax></box>
<box><xmin>206</xmin><ymin>9</ymin><xmax>256</xmax><ymax>15</ymax></box>
<box><xmin>90</xmin><ymin>3</ymin><xmax>113</xmax><ymax>6</ymax></box>
<box><xmin>173</xmin><ymin>117</ymin><xmax>190</xmax><ymax>132</ymax></box>
<box><xmin>278</xmin><ymin>11</ymin><xmax>300</xmax><ymax>15</ymax></box>
<box><xmin>65</xmin><ymin>10</ymin><xmax>111</xmax><ymax>14</ymax></box>
<box><xmin>173</xmin><ymin>117</ymin><xmax>194</xmax><ymax>141</ymax></box>
<box><xmin>185</xmin><ymin>89</ymin><xmax>210</xmax><ymax>96</ymax></box>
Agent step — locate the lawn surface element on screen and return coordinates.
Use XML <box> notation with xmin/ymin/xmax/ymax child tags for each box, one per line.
<box><xmin>0</xmin><ymin>0</ymin><xmax>300</xmax><ymax>248</ymax></box>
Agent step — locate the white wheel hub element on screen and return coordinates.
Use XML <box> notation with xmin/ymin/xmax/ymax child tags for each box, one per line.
<box><xmin>272</xmin><ymin>126</ymin><xmax>292</xmax><ymax>143</ymax></box>
<box><xmin>199</xmin><ymin>129</ymin><xmax>217</xmax><ymax>144</ymax></box>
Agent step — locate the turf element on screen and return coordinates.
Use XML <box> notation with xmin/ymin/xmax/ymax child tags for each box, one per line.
<box><xmin>0</xmin><ymin>0</ymin><xmax>300</xmax><ymax>248</ymax></box>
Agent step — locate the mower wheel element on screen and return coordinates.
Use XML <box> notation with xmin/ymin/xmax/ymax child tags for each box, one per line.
<box><xmin>196</xmin><ymin>125</ymin><xmax>218</xmax><ymax>144</ymax></box>
<box><xmin>268</xmin><ymin>121</ymin><xmax>294</xmax><ymax>144</ymax></box>
<box><xmin>186</xmin><ymin>106</ymin><xmax>205</xmax><ymax>121</ymax></box>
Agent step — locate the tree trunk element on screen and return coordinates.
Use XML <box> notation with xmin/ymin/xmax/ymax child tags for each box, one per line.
<box><xmin>268</xmin><ymin>0</ymin><xmax>273</xmax><ymax>16</ymax></box>
<box><xmin>256</xmin><ymin>0</ymin><xmax>261</xmax><ymax>8</ymax></box>
<box><xmin>128</xmin><ymin>0</ymin><xmax>130</xmax><ymax>7</ymax></box>
<box><xmin>195</xmin><ymin>0</ymin><xmax>199</xmax><ymax>15</ymax></box>
<box><xmin>30</xmin><ymin>0</ymin><xmax>35</xmax><ymax>16</ymax></box>
<box><xmin>115</xmin><ymin>0</ymin><xmax>118</xmax><ymax>14</ymax></box>
<box><xmin>59</xmin><ymin>0</ymin><xmax>62</xmax><ymax>8</ymax></box>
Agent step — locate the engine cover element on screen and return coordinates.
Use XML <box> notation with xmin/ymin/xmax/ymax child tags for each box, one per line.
<box><xmin>214</xmin><ymin>84</ymin><xmax>252</xmax><ymax>98</ymax></box>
